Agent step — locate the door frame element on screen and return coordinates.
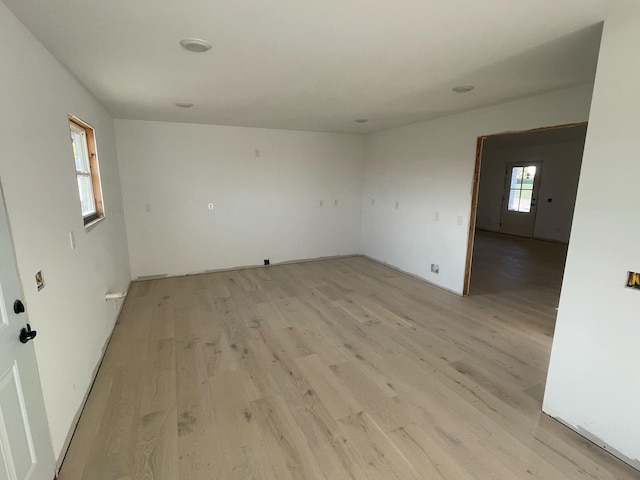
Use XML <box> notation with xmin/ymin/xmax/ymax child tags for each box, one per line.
<box><xmin>462</xmin><ymin>121</ymin><xmax>588</xmax><ymax>296</ymax></box>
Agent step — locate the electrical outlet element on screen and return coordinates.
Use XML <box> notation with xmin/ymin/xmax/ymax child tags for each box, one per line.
<box><xmin>35</xmin><ymin>270</ymin><xmax>45</xmax><ymax>291</ymax></box>
<box><xmin>264</xmin><ymin>259</ymin><xmax>270</xmax><ymax>266</ymax></box>
<box><xmin>431</xmin><ymin>264</ymin><xmax>440</xmax><ymax>274</ymax></box>
<box><xmin>319</xmin><ymin>200</ymin><xmax>324</xmax><ymax>207</ymax></box>
<box><xmin>255</xmin><ymin>149</ymin><xmax>261</xmax><ymax>158</ymax></box>
<box><xmin>145</xmin><ymin>203</ymin><xmax>152</xmax><ymax>213</ymax></box>
<box><xmin>626</xmin><ymin>271</ymin><xmax>640</xmax><ymax>289</ymax></box>
<box><xmin>208</xmin><ymin>203</ymin><xmax>214</xmax><ymax>211</ymax></box>
<box><xmin>334</xmin><ymin>199</ymin><xmax>339</xmax><ymax>206</ymax></box>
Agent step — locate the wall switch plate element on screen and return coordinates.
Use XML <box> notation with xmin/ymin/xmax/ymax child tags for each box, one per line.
<box><xmin>319</xmin><ymin>200</ymin><xmax>324</xmax><ymax>207</ymax></box>
<box><xmin>334</xmin><ymin>199</ymin><xmax>339</xmax><ymax>206</ymax></box>
<box><xmin>69</xmin><ymin>231</ymin><xmax>75</xmax><ymax>250</ymax></box>
<box><xmin>457</xmin><ymin>216</ymin><xmax>463</xmax><ymax>226</ymax></box>
<box><xmin>255</xmin><ymin>149</ymin><xmax>261</xmax><ymax>158</ymax></box>
<box><xmin>434</xmin><ymin>212</ymin><xmax>439</xmax><ymax>221</ymax></box>
<box><xmin>395</xmin><ymin>201</ymin><xmax>399</xmax><ymax>209</ymax></box>
<box><xmin>431</xmin><ymin>264</ymin><xmax>440</xmax><ymax>274</ymax></box>
<box><xmin>145</xmin><ymin>203</ymin><xmax>152</xmax><ymax>213</ymax></box>
<box><xmin>208</xmin><ymin>203</ymin><xmax>214</xmax><ymax>210</ymax></box>
<box><xmin>372</xmin><ymin>199</ymin><xmax>375</xmax><ymax>206</ymax></box>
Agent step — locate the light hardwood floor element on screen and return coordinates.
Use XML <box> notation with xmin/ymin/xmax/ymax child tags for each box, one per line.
<box><xmin>58</xmin><ymin>232</ymin><xmax>640</xmax><ymax>479</ymax></box>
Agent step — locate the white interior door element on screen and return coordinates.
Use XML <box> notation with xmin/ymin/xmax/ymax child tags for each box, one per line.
<box><xmin>0</xmin><ymin>186</ymin><xmax>54</xmax><ymax>480</ymax></box>
<box><xmin>500</xmin><ymin>162</ymin><xmax>542</xmax><ymax>238</ymax></box>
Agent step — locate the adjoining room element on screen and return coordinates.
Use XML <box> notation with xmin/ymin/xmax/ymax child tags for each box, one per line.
<box><xmin>468</xmin><ymin>123</ymin><xmax>587</xmax><ymax>298</ymax></box>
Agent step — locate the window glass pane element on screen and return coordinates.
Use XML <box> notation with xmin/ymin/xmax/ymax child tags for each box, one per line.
<box><xmin>508</xmin><ymin>167</ymin><xmax>522</xmax><ymax>212</ymax></box>
<box><xmin>507</xmin><ymin>165</ymin><xmax>536</xmax><ymax>212</ymax></box>
<box><xmin>77</xmin><ymin>175</ymin><xmax>96</xmax><ymax>216</ymax></box>
<box><xmin>509</xmin><ymin>167</ymin><xmax>522</xmax><ymax>190</ymax></box>
<box><xmin>70</xmin><ymin>131</ymin><xmax>84</xmax><ymax>172</ymax></box>
<box><xmin>508</xmin><ymin>189</ymin><xmax>521</xmax><ymax>211</ymax></box>
<box><xmin>521</xmin><ymin>166</ymin><xmax>536</xmax><ymax>190</ymax></box>
<box><xmin>519</xmin><ymin>189</ymin><xmax>532</xmax><ymax>212</ymax></box>
<box><xmin>70</xmin><ymin>128</ymin><xmax>90</xmax><ymax>173</ymax></box>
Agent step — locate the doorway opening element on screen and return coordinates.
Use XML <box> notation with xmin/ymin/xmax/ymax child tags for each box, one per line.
<box><xmin>463</xmin><ymin>122</ymin><xmax>588</xmax><ymax>296</ymax></box>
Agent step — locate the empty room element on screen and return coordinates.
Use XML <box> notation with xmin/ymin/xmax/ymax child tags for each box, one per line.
<box><xmin>1</xmin><ymin>0</ymin><xmax>639</xmax><ymax>479</ymax></box>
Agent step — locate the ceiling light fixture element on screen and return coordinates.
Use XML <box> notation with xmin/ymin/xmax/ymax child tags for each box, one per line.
<box><xmin>354</xmin><ymin>119</ymin><xmax>369</xmax><ymax>124</ymax></box>
<box><xmin>452</xmin><ymin>85</ymin><xmax>475</xmax><ymax>93</ymax></box>
<box><xmin>175</xmin><ymin>102</ymin><xmax>194</xmax><ymax>108</ymax></box>
<box><xmin>179</xmin><ymin>38</ymin><xmax>212</xmax><ymax>53</ymax></box>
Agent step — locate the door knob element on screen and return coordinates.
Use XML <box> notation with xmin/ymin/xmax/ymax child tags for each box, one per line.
<box><xmin>19</xmin><ymin>324</ymin><xmax>37</xmax><ymax>344</ymax></box>
<box><xmin>14</xmin><ymin>300</ymin><xmax>25</xmax><ymax>314</ymax></box>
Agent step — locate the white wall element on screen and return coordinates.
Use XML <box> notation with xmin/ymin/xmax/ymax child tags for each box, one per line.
<box><xmin>115</xmin><ymin>120</ymin><xmax>364</xmax><ymax>279</ymax></box>
<box><xmin>476</xmin><ymin>141</ymin><xmax>585</xmax><ymax>243</ymax></box>
<box><xmin>361</xmin><ymin>84</ymin><xmax>594</xmax><ymax>294</ymax></box>
<box><xmin>0</xmin><ymin>2</ymin><xmax>130</xmax><ymax>462</ymax></box>
<box><xmin>543</xmin><ymin>5</ymin><xmax>640</xmax><ymax>470</ymax></box>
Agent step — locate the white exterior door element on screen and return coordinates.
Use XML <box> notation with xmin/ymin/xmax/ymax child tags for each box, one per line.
<box><xmin>0</xmin><ymin>187</ymin><xmax>55</xmax><ymax>480</ymax></box>
<box><xmin>500</xmin><ymin>162</ymin><xmax>542</xmax><ymax>238</ymax></box>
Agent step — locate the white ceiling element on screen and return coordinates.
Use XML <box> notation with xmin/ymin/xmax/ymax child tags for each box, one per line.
<box><xmin>4</xmin><ymin>0</ymin><xmax>613</xmax><ymax>133</ymax></box>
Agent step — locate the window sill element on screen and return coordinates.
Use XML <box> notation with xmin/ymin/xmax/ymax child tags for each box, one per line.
<box><xmin>84</xmin><ymin>215</ymin><xmax>105</xmax><ymax>232</ymax></box>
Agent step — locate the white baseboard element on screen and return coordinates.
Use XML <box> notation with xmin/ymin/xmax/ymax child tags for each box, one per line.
<box><xmin>133</xmin><ymin>253</ymin><xmax>361</xmax><ymax>281</ymax></box>
<box><xmin>55</xmin><ymin>280</ymin><xmax>131</xmax><ymax>472</ymax></box>
<box><xmin>360</xmin><ymin>254</ymin><xmax>463</xmax><ymax>297</ymax></box>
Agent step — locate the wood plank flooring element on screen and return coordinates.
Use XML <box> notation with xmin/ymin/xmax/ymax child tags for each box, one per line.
<box><xmin>58</xmin><ymin>232</ymin><xmax>640</xmax><ymax>479</ymax></box>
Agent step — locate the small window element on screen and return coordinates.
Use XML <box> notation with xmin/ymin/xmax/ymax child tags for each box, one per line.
<box><xmin>69</xmin><ymin>116</ymin><xmax>104</xmax><ymax>225</ymax></box>
<box><xmin>507</xmin><ymin>165</ymin><xmax>536</xmax><ymax>213</ymax></box>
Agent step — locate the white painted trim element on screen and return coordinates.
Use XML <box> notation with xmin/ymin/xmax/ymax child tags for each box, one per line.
<box><xmin>543</xmin><ymin>413</ymin><xmax>640</xmax><ymax>472</ymax></box>
<box><xmin>133</xmin><ymin>253</ymin><xmax>361</xmax><ymax>281</ymax></box>
<box><xmin>360</xmin><ymin>254</ymin><xmax>463</xmax><ymax>297</ymax></box>
<box><xmin>55</xmin><ymin>280</ymin><xmax>131</xmax><ymax>472</ymax></box>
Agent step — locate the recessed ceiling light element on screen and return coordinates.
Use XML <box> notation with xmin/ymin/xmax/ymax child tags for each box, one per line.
<box><xmin>452</xmin><ymin>85</ymin><xmax>475</xmax><ymax>93</ymax></box>
<box><xmin>354</xmin><ymin>119</ymin><xmax>369</xmax><ymax>123</ymax></box>
<box><xmin>175</xmin><ymin>102</ymin><xmax>194</xmax><ymax>108</ymax></box>
<box><xmin>179</xmin><ymin>38</ymin><xmax>212</xmax><ymax>53</ymax></box>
